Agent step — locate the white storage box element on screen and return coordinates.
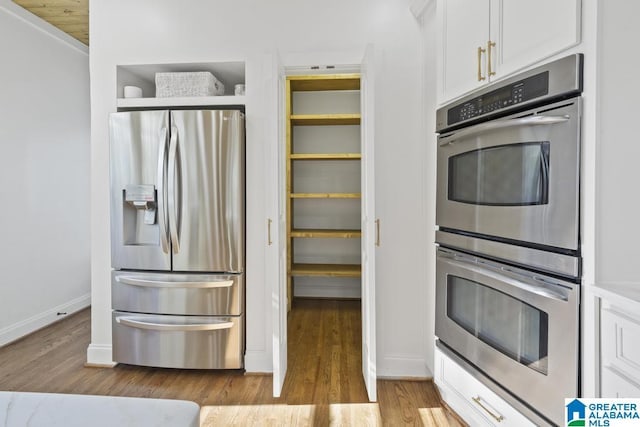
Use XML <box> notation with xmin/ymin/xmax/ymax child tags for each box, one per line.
<box><xmin>155</xmin><ymin>71</ymin><xmax>225</xmax><ymax>97</ymax></box>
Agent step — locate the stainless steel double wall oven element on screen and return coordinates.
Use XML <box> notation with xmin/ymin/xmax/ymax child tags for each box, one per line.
<box><xmin>435</xmin><ymin>54</ymin><xmax>583</xmax><ymax>426</ymax></box>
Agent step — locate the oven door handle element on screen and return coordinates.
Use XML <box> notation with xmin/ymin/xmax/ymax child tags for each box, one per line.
<box><xmin>439</xmin><ymin>115</ymin><xmax>570</xmax><ymax>146</ymax></box>
<box><xmin>443</xmin><ymin>256</ymin><xmax>569</xmax><ymax>302</ymax></box>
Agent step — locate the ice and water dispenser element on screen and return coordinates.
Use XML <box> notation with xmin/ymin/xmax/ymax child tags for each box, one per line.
<box><xmin>122</xmin><ymin>184</ymin><xmax>158</xmax><ymax>245</ymax></box>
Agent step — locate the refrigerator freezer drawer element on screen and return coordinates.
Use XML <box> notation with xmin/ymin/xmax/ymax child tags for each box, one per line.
<box><xmin>112</xmin><ymin>271</ymin><xmax>243</xmax><ymax>316</ymax></box>
<box><xmin>112</xmin><ymin>312</ymin><xmax>244</xmax><ymax>369</ymax></box>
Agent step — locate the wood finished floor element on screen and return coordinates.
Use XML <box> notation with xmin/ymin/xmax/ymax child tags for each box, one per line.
<box><xmin>0</xmin><ymin>300</ymin><xmax>463</xmax><ymax>426</ymax></box>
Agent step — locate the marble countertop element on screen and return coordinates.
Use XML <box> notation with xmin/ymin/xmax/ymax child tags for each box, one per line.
<box><xmin>592</xmin><ymin>283</ymin><xmax>640</xmax><ymax>307</ymax></box>
<box><xmin>0</xmin><ymin>391</ymin><xmax>199</xmax><ymax>427</ymax></box>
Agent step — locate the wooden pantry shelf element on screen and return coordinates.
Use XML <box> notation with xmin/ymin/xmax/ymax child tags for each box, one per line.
<box><xmin>285</xmin><ymin>73</ymin><xmax>363</xmax><ymax>310</ymax></box>
<box><xmin>288</xmin><ymin>74</ymin><xmax>360</xmax><ymax>91</ymax></box>
<box><xmin>290</xmin><ymin>114</ymin><xmax>360</xmax><ymax>126</ymax></box>
<box><xmin>289</xmin><ymin>153</ymin><xmax>361</xmax><ymax>160</ymax></box>
<box><xmin>290</xmin><ymin>193</ymin><xmax>361</xmax><ymax>199</ymax></box>
<box><xmin>291</xmin><ymin>263</ymin><xmax>362</xmax><ymax>278</ymax></box>
<box><xmin>290</xmin><ymin>229</ymin><xmax>362</xmax><ymax>238</ymax></box>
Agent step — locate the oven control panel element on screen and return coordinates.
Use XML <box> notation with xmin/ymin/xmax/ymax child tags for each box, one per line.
<box><xmin>447</xmin><ymin>71</ymin><xmax>549</xmax><ymax>125</ymax></box>
<box><xmin>436</xmin><ymin>54</ymin><xmax>583</xmax><ymax>133</ymax></box>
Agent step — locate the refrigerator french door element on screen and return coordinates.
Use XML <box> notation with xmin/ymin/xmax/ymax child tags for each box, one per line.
<box><xmin>109</xmin><ymin>109</ymin><xmax>245</xmax><ymax>369</ymax></box>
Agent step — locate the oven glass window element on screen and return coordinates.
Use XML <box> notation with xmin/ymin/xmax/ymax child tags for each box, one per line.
<box><xmin>447</xmin><ymin>275</ymin><xmax>549</xmax><ymax>374</ymax></box>
<box><xmin>448</xmin><ymin>142</ymin><xmax>550</xmax><ymax>206</ymax></box>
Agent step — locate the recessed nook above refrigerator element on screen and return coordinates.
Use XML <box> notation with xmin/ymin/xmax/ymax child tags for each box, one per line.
<box><xmin>115</xmin><ymin>61</ymin><xmax>246</xmax><ymax>109</ymax></box>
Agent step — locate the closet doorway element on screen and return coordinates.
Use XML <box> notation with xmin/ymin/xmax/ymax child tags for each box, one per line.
<box><xmin>275</xmin><ymin>56</ymin><xmax>376</xmax><ymax>403</ymax></box>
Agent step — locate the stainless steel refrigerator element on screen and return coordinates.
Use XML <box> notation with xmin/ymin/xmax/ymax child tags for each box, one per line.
<box><xmin>109</xmin><ymin>109</ymin><xmax>245</xmax><ymax>369</ymax></box>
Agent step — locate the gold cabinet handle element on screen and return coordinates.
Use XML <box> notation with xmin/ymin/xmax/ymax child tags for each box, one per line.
<box><xmin>487</xmin><ymin>40</ymin><xmax>496</xmax><ymax>77</ymax></box>
<box><xmin>477</xmin><ymin>46</ymin><xmax>486</xmax><ymax>81</ymax></box>
<box><xmin>375</xmin><ymin>219</ymin><xmax>381</xmax><ymax>247</ymax></box>
<box><xmin>472</xmin><ymin>396</ymin><xmax>504</xmax><ymax>422</ymax></box>
<box><xmin>267</xmin><ymin>218</ymin><xmax>273</xmax><ymax>246</ymax></box>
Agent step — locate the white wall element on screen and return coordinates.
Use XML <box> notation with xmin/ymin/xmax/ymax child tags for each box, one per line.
<box><xmin>89</xmin><ymin>0</ymin><xmax>431</xmax><ymax>376</ymax></box>
<box><xmin>595</xmin><ymin>2</ymin><xmax>640</xmax><ymax>285</ymax></box>
<box><xmin>417</xmin><ymin>0</ymin><xmax>438</xmax><ymax>377</ymax></box>
<box><xmin>581</xmin><ymin>0</ymin><xmax>640</xmax><ymax>398</ymax></box>
<box><xmin>0</xmin><ymin>1</ymin><xmax>90</xmax><ymax>346</ymax></box>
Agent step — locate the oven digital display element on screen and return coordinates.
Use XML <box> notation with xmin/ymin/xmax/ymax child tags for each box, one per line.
<box><xmin>480</xmin><ymin>86</ymin><xmax>513</xmax><ymax>107</ymax></box>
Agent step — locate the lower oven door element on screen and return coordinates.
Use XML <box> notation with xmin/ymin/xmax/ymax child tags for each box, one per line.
<box><xmin>435</xmin><ymin>247</ymin><xmax>579</xmax><ymax>425</ymax></box>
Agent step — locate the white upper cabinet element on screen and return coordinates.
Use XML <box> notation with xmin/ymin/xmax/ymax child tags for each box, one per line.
<box><xmin>438</xmin><ymin>0</ymin><xmax>581</xmax><ymax>104</ymax></box>
<box><xmin>439</xmin><ymin>0</ymin><xmax>491</xmax><ymax>104</ymax></box>
<box><xmin>491</xmin><ymin>0</ymin><xmax>581</xmax><ymax>78</ymax></box>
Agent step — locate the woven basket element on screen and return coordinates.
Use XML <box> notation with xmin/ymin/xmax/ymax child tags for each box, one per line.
<box><xmin>155</xmin><ymin>72</ymin><xmax>225</xmax><ymax>97</ymax></box>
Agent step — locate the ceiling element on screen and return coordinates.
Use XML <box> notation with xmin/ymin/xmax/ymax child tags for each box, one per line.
<box><xmin>13</xmin><ymin>0</ymin><xmax>89</xmax><ymax>45</ymax></box>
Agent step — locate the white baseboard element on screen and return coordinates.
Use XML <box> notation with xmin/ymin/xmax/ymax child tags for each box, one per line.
<box><xmin>86</xmin><ymin>343</ymin><xmax>115</xmax><ymax>367</ymax></box>
<box><xmin>244</xmin><ymin>349</ymin><xmax>273</xmax><ymax>373</ymax></box>
<box><xmin>294</xmin><ymin>278</ymin><xmax>361</xmax><ymax>299</ymax></box>
<box><xmin>377</xmin><ymin>355</ymin><xmax>430</xmax><ymax>378</ymax></box>
<box><xmin>0</xmin><ymin>293</ymin><xmax>91</xmax><ymax>347</ymax></box>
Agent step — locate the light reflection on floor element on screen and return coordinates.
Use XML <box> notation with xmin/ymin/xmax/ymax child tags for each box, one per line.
<box><xmin>201</xmin><ymin>402</ymin><xmax>460</xmax><ymax>426</ymax></box>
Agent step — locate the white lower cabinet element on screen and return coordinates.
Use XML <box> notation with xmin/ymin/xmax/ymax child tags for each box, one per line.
<box><xmin>434</xmin><ymin>346</ymin><xmax>535</xmax><ymax>427</ymax></box>
<box><xmin>601</xmin><ymin>366</ymin><xmax>640</xmax><ymax>398</ymax></box>
<box><xmin>600</xmin><ymin>303</ymin><xmax>640</xmax><ymax>397</ymax></box>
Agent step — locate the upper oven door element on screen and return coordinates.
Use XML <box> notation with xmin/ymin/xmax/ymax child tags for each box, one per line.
<box><xmin>437</xmin><ymin>98</ymin><xmax>581</xmax><ymax>252</ymax></box>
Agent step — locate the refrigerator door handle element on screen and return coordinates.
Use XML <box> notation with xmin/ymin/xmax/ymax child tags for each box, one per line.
<box><xmin>157</xmin><ymin>127</ymin><xmax>170</xmax><ymax>254</ymax></box>
<box><xmin>168</xmin><ymin>126</ymin><xmax>180</xmax><ymax>254</ymax></box>
<box><xmin>116</xmin><ymin>316</ymin><xmax>234</xmax><ymax>332</ymax></box>
<box><xmin>116</xmin><ymin>276</ymin><xmax>234</xmax><ymax>289</ymax></box>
